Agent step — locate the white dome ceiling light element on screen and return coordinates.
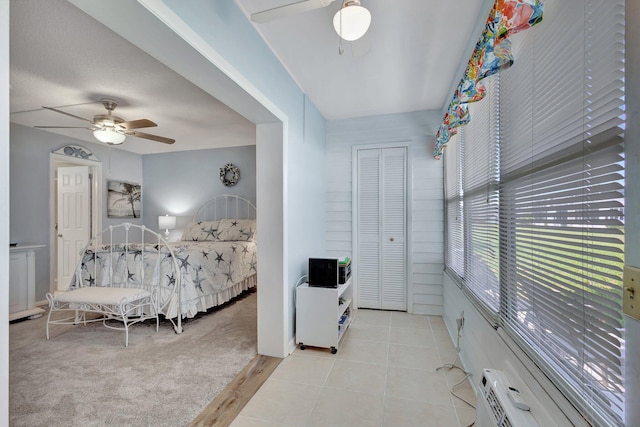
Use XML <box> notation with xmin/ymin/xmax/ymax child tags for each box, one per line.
<box><xmin>251</xmin><ymin>0</ymin><xmax>372</xmax><ymax>43</ymax></box>
<box><xmin>333</xmin><ymin>1</ymin><xmax>371</xmax><ymax>42</ymax></box>
<box><xmin>93</xmin><ymin>126</ymin><xmax>126</xmax><ymax>145</ymax></box>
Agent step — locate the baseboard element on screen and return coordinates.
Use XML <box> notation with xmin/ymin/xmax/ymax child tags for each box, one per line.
<box><xmin>287</xmin><ymin>336</ymin><xmax>297</xmax><ymax>355</ymax></box>
<box><xmin>9</xmin><ymin>307</ymin><xmax>45</xmax><ymax>322</ymax></box>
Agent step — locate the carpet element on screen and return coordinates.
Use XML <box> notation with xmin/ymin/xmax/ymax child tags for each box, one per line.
<box><xmin>9</xmin><ymin>289</ymin><xmax>257</xmax><ymax>427</ymax></box>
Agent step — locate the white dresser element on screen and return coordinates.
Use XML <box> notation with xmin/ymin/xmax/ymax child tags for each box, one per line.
<box><xmin>9</xmin><ymin>244</ymin><xmax>46</xmax><ymax>321</ymax></box>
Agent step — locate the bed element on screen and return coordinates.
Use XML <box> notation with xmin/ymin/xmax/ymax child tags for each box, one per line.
<box><xmin>46</xmin><ymin>195</ymin><xmax>257</xmax><ymax>344</ymax></box>
<box><xmin>167</xmin><ymin>194</ymin><xmax>257</xmax><ymax>319</ymax></box>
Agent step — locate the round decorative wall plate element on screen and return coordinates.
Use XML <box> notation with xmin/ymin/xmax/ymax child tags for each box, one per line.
<box><xmin>219</xmin><ymin>163</ymin><xmax>240</xmax><ymax>186</ymax></box>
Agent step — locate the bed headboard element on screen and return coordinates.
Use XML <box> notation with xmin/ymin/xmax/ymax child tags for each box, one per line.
<box><xmin>192</xmin><ymin>194</ymin><xmax>256</xmax><ymax>221</ymax></box>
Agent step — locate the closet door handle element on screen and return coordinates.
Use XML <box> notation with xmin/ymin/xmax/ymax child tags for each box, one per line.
<box><xmin>389</xmin><ymin>237</ymin><xmax>394</xmax><ymax>242</ymax></box>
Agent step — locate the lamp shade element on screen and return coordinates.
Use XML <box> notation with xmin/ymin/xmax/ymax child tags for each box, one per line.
<box><xmin>158</xmin><ymin>215</ymin><xmax>176</xmax><ymax>230</ymax></box>
<box><xmin>93</xmin><ymin>128</ymin><xmax>126</xmax><ymax>145</ymax></box>
<box><xmin>333</xmin><ymin>3</ymin><xmax>371</xmax><ymax>41</ymax></box>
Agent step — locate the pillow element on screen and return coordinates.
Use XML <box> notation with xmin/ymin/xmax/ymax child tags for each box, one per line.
<box><xmin>217</xmin><ymin>219</ymin><xmax>256</xmax><ymax>242</ymax></box>
<box><xmin>181</xmin><ymin>220</ymin><xmax>220</xmax><ymax>241</ymax></box>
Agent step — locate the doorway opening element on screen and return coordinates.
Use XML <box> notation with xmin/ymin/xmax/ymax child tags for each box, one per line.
<box><xmin>49</xmin><ymin>146</ymin><xmax>102</xmax><ymax>294</ymax></box>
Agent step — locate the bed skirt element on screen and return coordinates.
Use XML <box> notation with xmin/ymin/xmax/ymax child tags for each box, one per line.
<box><xmin>166</xmin><ymin>274</ymin><xmax>257</xmax><ymax>319</ymax></box>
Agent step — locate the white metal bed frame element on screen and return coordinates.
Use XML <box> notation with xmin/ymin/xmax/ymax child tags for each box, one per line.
<box><xmin>193</xmin><ymin>194</ymin><xmax>257</xmax><ymax>221</ymax></box>
<box><xmin>45</xmin><ymin>223</ymin><xmax>182</xmax><ymax>346</ymax></box>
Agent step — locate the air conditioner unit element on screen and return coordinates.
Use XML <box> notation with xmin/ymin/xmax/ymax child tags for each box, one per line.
<box><xmin>475</xmin><ymin>368</ymin><xmax>539</xmax><ymax>427</ymax></box>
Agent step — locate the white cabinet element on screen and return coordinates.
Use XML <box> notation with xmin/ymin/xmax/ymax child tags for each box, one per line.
<box><xmin>9</xmin><ymin>245</ymin><xmax>46</xmax><ymax>321</ymax></box>
<box><xmin>296</xmin><ymin>277</ymin><xmax>353</xmax><ymax>354</ymax></box>
<box><xmin>10</xmin><ymin>251</ymin><xmax>28</xmax><ymax>314</ymax></box>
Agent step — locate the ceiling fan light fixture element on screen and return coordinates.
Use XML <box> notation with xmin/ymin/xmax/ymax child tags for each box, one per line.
<box><xmin>333</xmin><ymin>1</ymin><xmax>371</xmax><ymax>42</ymax></box>
<box><xmin>93</xmin><ymin>127</ymin><xmax>126</xmax><ymax>145</ymax></box>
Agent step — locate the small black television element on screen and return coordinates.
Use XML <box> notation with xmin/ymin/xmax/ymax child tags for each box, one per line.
<box><xmin>308</xmin><ymin>258</ymin><xmax>339</xmax><ymax>288</ymax></box>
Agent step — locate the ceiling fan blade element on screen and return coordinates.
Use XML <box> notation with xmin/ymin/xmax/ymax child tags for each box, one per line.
<box><xmin>34</xmin><ymin>126</ymin><xmax>94</xmax><ymax>129</ymax></box>
<box><xmin>127</xmin><ymin>131</ymin><xmax>175</xmax><ymax>144</ymax></box>
<box><xmin>42</xmin><ymin>106</ymin><xmax>93</xmax><ymax>123</ymax></box>
<box><xmin>251</xmin><ymin>0</ymin><xmax>337</xmax><ymax>23</ymax></box>
<box><xmin>119</xmin><ymin>119</ymin><xmax>157</xmax><ymax>130</ymax></box>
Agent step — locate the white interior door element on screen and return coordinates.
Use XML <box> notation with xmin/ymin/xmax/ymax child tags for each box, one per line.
<box><xmin>357</xmin><ymin>149</ymin><xmax>381</xmax><ymax>307</ymax></box>
<box><xmin>57</xmin><ymin>166</ymin><xmax>90</xmax><ymax>291</ymax></box>
<box><xmin>356</xmin><ymin>146</ymin><xmax>407</xmax><ymax>310</ymax></box>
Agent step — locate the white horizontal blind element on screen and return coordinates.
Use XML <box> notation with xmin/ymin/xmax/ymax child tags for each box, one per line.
<box><xmin>463</xmin><ymin>76</ymin><xmax>500</xmax><ymax>312</ymax></box>
<box><xmin>501</xmin><ymin>0</ymin><xmax>585</xmax><ymax>176</ymax></box>
<box><xmin>444</xmin><ymin>132</ymin><xmax>464</xmax><ymax>278</ymax></box>
<box><xmin>499</xmin><ymin>0</ymin><xmax>625</xmax><ymax>425</ymax></box>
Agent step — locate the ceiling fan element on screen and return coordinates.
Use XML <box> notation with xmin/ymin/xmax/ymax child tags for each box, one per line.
<box><xmin>35</xmin><ymin>98</ymin><xmax>175</xmax><ymax>145</ymax></box>
<box><xmin>251</xmin><ymin>0</ymin><xmax>372</xmax><ymax>42</ymax></box>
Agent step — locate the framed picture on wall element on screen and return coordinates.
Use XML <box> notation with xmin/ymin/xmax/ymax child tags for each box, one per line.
<box><xmin>107</xmin><ymin>180</ymin><xmax>141</xmax><ymax>218</ymax></box>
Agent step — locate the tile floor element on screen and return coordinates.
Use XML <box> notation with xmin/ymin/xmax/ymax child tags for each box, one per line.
<box><xmin>231</xmin><ymin>309</ymin><xmax>477</xmax><ymax>427</ymax></box>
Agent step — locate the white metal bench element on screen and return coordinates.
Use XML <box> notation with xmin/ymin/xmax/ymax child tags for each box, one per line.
<box><xmin>45</xmin><ymin>223</ymin><xmax>180</xmax><ymax>347</ymax></box>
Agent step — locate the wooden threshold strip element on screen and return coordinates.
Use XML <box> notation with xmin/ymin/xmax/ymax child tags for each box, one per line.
<box><xmin>189</xmin><ymin>354</ymin><xmax>282</xmax><ymax>427</ymax></box>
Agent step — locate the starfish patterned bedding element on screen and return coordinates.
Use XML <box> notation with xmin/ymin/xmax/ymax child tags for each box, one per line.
<box><xmin>72</xmin><ymin>218</ymin><xmax>257</xmax><ymax>321</ymax></box>
<box><xmin>170</xmin><ymin>218</ymin><xmax>257</xmax><ymax>317</ymax></box>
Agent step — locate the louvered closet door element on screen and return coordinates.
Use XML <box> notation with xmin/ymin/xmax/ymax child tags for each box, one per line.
<box><xmin>356</xmin><ymin>147</ymin><xmax>406</xmax><ymax>310</ymax></box>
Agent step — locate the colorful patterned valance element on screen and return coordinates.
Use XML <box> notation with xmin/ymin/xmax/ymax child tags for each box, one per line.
<box><xmin>433</xmin><ymin>0</ymin><xmax>544</xmax><ymax>159</ymax></box>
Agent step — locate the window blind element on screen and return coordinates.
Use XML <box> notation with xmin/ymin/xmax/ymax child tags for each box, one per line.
<box><xmin>445</xmin><ymin>132</ymin><xmax>464</xmax><ymax>278</ymax></box>
<box><xmin>442</xmin><ymin>0</ymin><xmax>625</xmax><ymax>424</ymax></box>
<box><xmin>463</xmin><ymin>76</ymin><xmax>500</xmax><ymax>312</ymax></box>
<box><xmin>499</xmin><ymin>0</ymin><xmax>625</xmax><ymax>425</ymax></box>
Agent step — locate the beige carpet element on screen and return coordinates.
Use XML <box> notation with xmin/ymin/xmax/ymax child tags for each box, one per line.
<box><xmin>9</xmin><ymin>289</ymin><xmax>257</xmax><ymax>427</ymax></box>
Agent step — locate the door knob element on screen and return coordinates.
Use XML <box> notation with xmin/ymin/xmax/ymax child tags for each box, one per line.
<box><xmin>57</xmin><ymin>234</ymin><xmax>63</xmax><ymax>238</ymax></box>
<box><xmin>390</xmin><ymin>237</ymin><xmax>394</xmax><ymax>242</ymax></box>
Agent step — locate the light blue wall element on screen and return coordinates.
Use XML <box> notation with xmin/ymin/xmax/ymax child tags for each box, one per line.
<box><xmin>160</xmin><ymin>0</ymin><xmax>307</xmax><ymax>118</ymax></box>
<box><xmin>142</xmin><ymin>145</ymin><xmax>257</xmax><ymax>240</ymax></box>
<box><xmin>162</xmin><ymin>0</ymin><xmax>327</xmax><ymax>351</ymax></box>
<box><xmin>287</xmin><ymin>97</ymin><xmax>326</xmax><ymax>331</ymax></box>
<box><xmin>9</xmin><ymin>123</ymin><xmax>143</xmax><ymax>300</ymax></box>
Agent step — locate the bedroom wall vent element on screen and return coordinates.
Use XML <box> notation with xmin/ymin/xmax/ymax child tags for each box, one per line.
<box><xmin>475</xmin><ymin>369</ymin><xmax>539</xmax><ymax>427</ymax></box>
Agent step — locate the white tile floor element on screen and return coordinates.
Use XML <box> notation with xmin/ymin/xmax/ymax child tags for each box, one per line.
<box><xmin>231</xmin><ymin>309</ymin><xmax>477</xmax><ymax>427</ymax></box>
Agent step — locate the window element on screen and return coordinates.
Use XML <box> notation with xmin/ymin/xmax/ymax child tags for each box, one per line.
<box><xmin>443</xmin><ymin>0</ymin><xmax>625</xmax><ymax>425</ymax></box>
<box><xmin>463</xmin><ymin>76</ymin><xmax>500</xmax><ymax>312</ymax></box>
<box><xmin>445</xmin><ymin>131</ymin><xmax>463</xmax><ymax>278</ymax></box>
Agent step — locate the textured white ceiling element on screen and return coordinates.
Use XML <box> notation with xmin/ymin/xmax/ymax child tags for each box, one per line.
<box><xmin>9</xmin><ymin>0</ymin><xmax>488</xmax><ymax>154</ymax></box>
<box><xmin>235</xmin><ymin>0</ymin><xmax>489</xmax><ymax>120</ymax></box>
<box><xmin>9</xmin><ymin>0</ymin><xmax>256</xmax><ymax>155</ymax></box>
